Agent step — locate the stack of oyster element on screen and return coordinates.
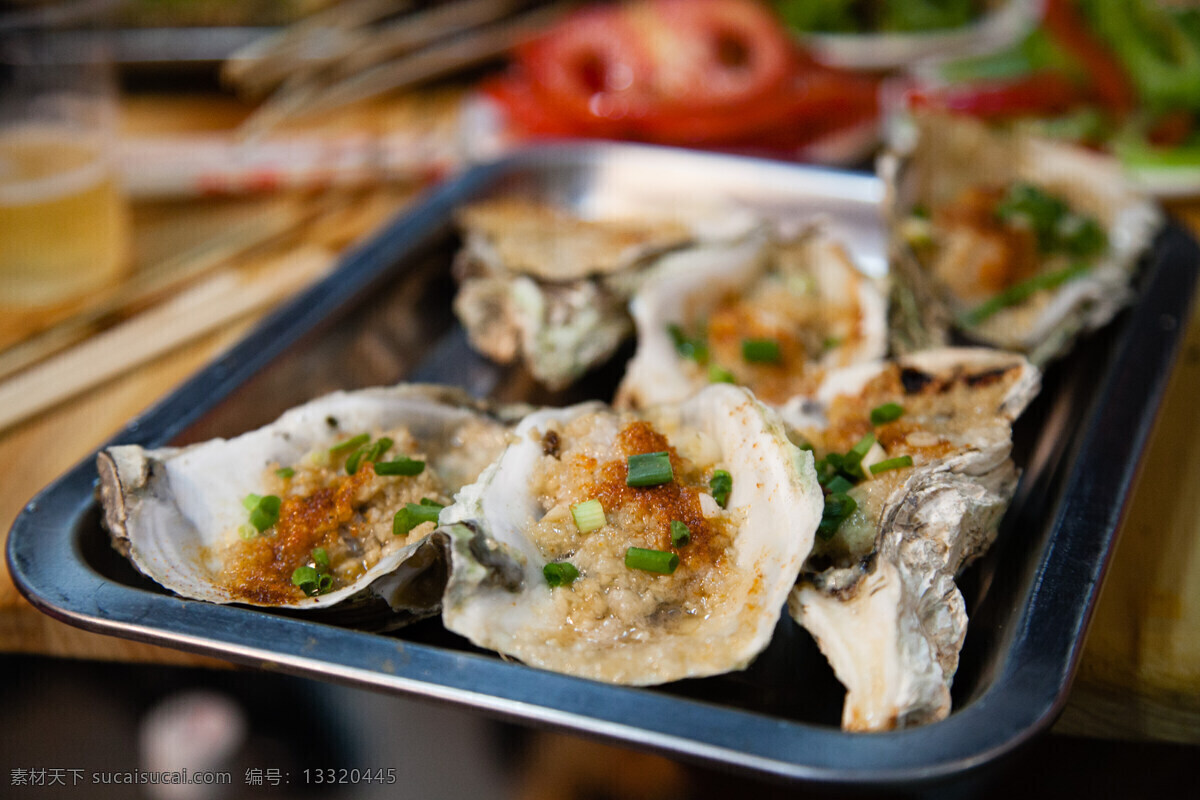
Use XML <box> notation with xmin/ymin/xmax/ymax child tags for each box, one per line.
<box><xmin>99</xmin><ymin>113</ymin><xmax>1159</xmax><ymax>732</ymax></box>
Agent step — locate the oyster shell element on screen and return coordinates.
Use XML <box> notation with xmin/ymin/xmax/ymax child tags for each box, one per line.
<box><xmin>883</xmin><ymin>112</ymin><xmax>1161</xmax><ymax>364</ymax></box>
<box><xmin>440</xmin><ymin>384</ymin><xmax>823</xmax><ymax>685</ymax></box>
<box><xmin>452</xmin><ymin>197</ymin><xmax>760</xmax><ymax>389</ymax></box>
<box><xmin>779</xmin><ymin>348</ymin><xmax>1039</xmax><ymax>730</ymax></box>
<box><xmin>616</xmin><ymin>226</ymin><xmax>887</xmax><ymax>409</ymax></box>
<box><xmin>98</xmin><ymin>384</ymin><xmax>508</xmax><ymax>618</ymax></box>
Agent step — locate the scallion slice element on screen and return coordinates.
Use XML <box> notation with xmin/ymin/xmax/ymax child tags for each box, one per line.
<box><xmin>825</xmin><ymin>474</ymin><xmax>855</xmax><ymax>495</ymax></box>
<box><xmin>626</xmin><ymin>451</ymin><xmax>673</xmax><ymax>487</ymax></box>
<box><xmin>242</xmin><ymin>493</ymin><xmax>262</xmax><ymax>511</ymax></box>
<box><xmin>869</xmin><ymin>455</ymin><xmax>914</xmax><ymax>475</ymax></box>
<box><xmin>818</xmin><ymin>492</ymin><xmax>857</xmax><ymax>541</ymax></box>
<box><xmin>667</xmin><ymin>323</ymin><xmax>709</xmax><ymax>364</ymax></box>
<box><xmin>670</xmin><ymin>521</ymin><xmax>691</xmax><ymax>548</ymax></box>
<box><xmin>248</xmin><ymin>494</ymin><xmax>281</xmax><ymax>532</ymax></box>
<box><xmin>869</xmin><ymin>402</ymin><xmax>904</xmax><ymax>425</ymax></box>
<box><xmin>318</xmin><ymin>574</ymin><xmax>334</xmax><ymax>593</ymax></box>
<box><xmin>392</xmin><ymin>501</ymin><xmax>442</xmax><ymax>536</ymax></box>
<box><xmin>742</xmin><ymin>338</ymin><xmax>781</xmax><ymax>364</ymax></box>
<box><xmin>374</xmin><ymin>457</ymin><xmax>425</xmax><ymax>476</ymax></box>
<box><xmin>312</xmin><ymin>547</ymin><xmax>329</xmax><ymax>567</ymax></box>
<box><xmin>570</xmin><ymin>499</ymin><xmax>606</xmax><ymax>533</ymax></box>
<box><xmin>543</xmin><ymin>561</ymin><xmax>580</xmax><ymax>587</ymax></box>
<box><xmin>625</xmin><ymin>547</ymin><xmax>679</xmax><ymax>575</ymax></box>
<box><xmin>709</xmin><ymin>470</ymin><xmax>732</xmax><ymax>508</ymax></box>
<box><xmin>961</xmin><ymin>263</ymin><xmax>1091</xmax><ymax>326</ymax></box>
<box><xmin>329</xmin><ymin>433</ymin><xmax>370</xmax><ymax>455</ymax></box>
<box><xmin>345</xmin><ymin>446</ymin><xmax>368</xmax><ymax>475</ymax></box>
<box><xmin>292</xmin><ymin>566</ymin><xmax>321</xmax><ymax>597</ymax></box>
<box><xmin>274</xmin><ymin>467</ymin><xmax>295</xmax><ymax>479</ymax></box>
<box><xmin>708</xmin><ymin>364</ymin><xmax>735</xmax><ymax>384</ymax></box>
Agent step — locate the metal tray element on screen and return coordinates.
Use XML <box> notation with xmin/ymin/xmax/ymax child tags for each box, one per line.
<box><xmin>8</xmin><ymin>143</ymin><xmax>1198</xmax><ymax>787</ymax></box>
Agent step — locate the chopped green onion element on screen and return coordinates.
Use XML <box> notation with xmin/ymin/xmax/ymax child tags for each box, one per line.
<box><xmin>870</xmin><ymin>403</ymin><xmax>904</xmax><ymax>426</ymax></box>
<box><xmin>274</xmin><ymin>467</ymin><xmax>295</xmax><ymax>479</ymax></box>
<box><xmin>292</xmin><ymin>566</ymin><xmax>321</xmax><ymax>597</ymax></box>
<box><xmin>419</xmin><ymin>497</ymin><xmax>442</xmax><ymax>507</ymax></box>
<box><xmin>626</xmin><ymin>451</ymin><xmax>673</xmax><ymax>487</ymax></box>
<box><xmin>667</xmin><ymin>323</ymin><xmax>709</xmax><ymax>364</ymax></box>
<box><xmin>318</xmin><ymin>574</ymin><xmax>334</xmax><ymax>593</ymax></box>
<box><xmin>625</xmin><ymin>547</ymin><xmax>679</xmax><ymax>575</ymax></box>
<box><xmin>374</xmin><ymin>457</ymin><xmax>426</xmax><ymax>476</ymax></box>
<box><xmin>961</xmin><ymin>263</ymin><xmax>1092</xmax><ymax>326</ymax></box>
<box><xmin>709</xmin><ymin>470</ymin><xmax>732</xmax><ymax>508</ymax></box>
<box><xmin>570</xmin><ymin>499</ymin><xmax>606</xmax><ymax>533</ymax></box>
<box><xmin>870</xmin><ymin>455</ymin><xmax>914</xmax><ymax>475</ymax></box>
<box><xmin>708</xmin><ymin>364</ymin><xmax>736</xmax><ymax>384</ymax></box>
<box><xmin>825</xmin><ymin>474</ymin><xmax>855</xmax><ymax>494</ymax></box>
<box><xmin>248</xmin><ymin>494</ymin><xmax>282</xmax><ymax>532</ymax></box>
<box><xmin>237</xmin><ymin>524</ymin><xmax>258</xmax><ymax>541</ymax></box>
<box><xmin>543</xmin><ymin>561</ymin><xmax>580</xmax><ymax>587</ymax></box>
<box><xmin>848</xmin><ymin>433</ymin><xmax>876</xmax><ymax>461</ymax></box>
<box><xmin>392</xmin><ymin>502</ymin><xmax>442</xmax><ymax>536</ymax></box>
<box><xmin>818</xmin><ymin>492</ymin><xmax>858</xmax><ymax>541</ymax></box>
<box><xmin>822</xmin><ymin>336</ymin><xmax>843</xmax><ymax>352</ymax></box>
<box><xmin>670</xmin><ymin>521</ymin><xmax>691</xmax><ymax>548</ymax></box>
<box><xmin>242</xmin><ymin>493</ymin><xmax>262</xmax><ymax>511</ymax></box>
<box><xmin>329</xmin><ymin>433</ymin><xmax>370</xmax><ymax>455</ymax></box>
<box><xmin>742</xmin><ymin>338</ymin><xmax>782</xmax><ymax>364</ymax></box>
<box><xmin>345</xmin><ymin>447</ymin><xmax>368</xmax><ymax>475</ymax></box>
<box><xmin>367</xmin><ymin>437</ymin><xmax>394</xmax><ymax>462</ymax></box>
<box><xmin>311</xmin><ymin>547</ymin><xmax>329</xmax><ymax>567</ymax></box>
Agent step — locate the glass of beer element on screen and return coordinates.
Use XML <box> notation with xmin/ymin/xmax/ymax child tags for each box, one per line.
<box><xmin>0</xmin><ymin>0</ymin><xmax>129</xmax><ymax>308</ymax></box>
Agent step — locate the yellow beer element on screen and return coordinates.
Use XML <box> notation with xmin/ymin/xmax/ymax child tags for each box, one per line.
<box><xmin>0</xmin><ymin>126</ymin><xmax>129</xmax><ymax>306</ymax></box>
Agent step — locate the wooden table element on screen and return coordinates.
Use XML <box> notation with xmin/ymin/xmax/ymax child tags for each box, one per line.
<box><xmin>2</xmin><ymin>92</ymin><xmax>1198</xmax><ymax>742</ymax></box>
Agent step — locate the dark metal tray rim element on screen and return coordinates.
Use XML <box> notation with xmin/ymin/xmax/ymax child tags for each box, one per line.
<box><xmin>7</xmin><ymin>142</ymin><xmax>1197</xmax><ymax>786</ymax></box>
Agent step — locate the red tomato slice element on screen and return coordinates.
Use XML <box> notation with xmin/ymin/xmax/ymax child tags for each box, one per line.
<box><xmin>517</xmin><ymin>6</ymin><xmax>657</xmax><ymax>130</ymax></box>
<box><xmin>638</xmin><ymin>0</ymin><xmax>794</xmax><ymax>110</ymax></box>
<box><xmin>480</xmin><ymin>75</ymin><xmax>592</xmax><ymax>138</ymax></box>
<box><xmin>909</xmin><ymin>72</ymin><xmax>1084</xmax><ymax>119</ymax></box>
<box><xmin>1042</xmin><ymin>0</ymin><xmax>1135</xmax><ymax>117</ymax></box>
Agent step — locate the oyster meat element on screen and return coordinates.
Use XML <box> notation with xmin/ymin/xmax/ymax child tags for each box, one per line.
<box><xmin>440</xmin><ymin>384</ymin><xmax>824</xmax><ymax>685</ymax></box>
<box><xmin>779</xmin><ymin>348</ymin><xmax>1039</xmax><ymax>730</ymax></box>
<box><xmin>617</xmin><ymin>226</ymin><xmax>887</xmax><ymax>409</ymax></box>
<box><xmin>452</xmin><ymin>196</ymin><xmax>760</xmax><ymax>389</ymax></box>
<box><xmin>883</xmin><ymin>112</ymin><xmax>1161</xmax><ymax>364</ymax></box>
<box><xmin>98</xmin><ymin>385</ymin><xmax>508</xmax><ymax>617</ymax></box>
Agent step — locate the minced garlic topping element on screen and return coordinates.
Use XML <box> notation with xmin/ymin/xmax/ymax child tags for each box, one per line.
<box><xmin>526</xmin><ymin>413</ymin><xmax>738</xmax><ymax>645</ymax></box>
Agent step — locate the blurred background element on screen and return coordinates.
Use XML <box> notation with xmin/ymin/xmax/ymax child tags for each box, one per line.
<box><xmin>2</xmin><ymin>1</ymin><xmax>1200</xmax><ymax>797</ymax></box>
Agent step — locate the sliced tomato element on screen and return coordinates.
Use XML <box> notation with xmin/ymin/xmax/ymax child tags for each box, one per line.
<box><xmin>517</xmin><ymin>5</ymin><xmax>657</xmax><ymax>132</ymax></box>
<box><xmin>639</xmin><ymin>0</ymin><xmax>794</xmax><ymax>109</ymax></box>
<box><xmin>480</xmin><ymin>75</ymin><xmax>592</xmax><ymax>138</ymax></box>
<box><xmin>1042</xmin><ymin>0</ymin><xmax>1136</xmax><ymax>117</ymax></box>
<box><xmin>909</xmin><ymin>72</ymin><xmax>1084</xmax><ymax>119</ymax></box>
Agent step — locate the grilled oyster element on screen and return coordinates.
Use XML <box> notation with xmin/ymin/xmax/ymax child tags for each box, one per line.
<box><xmin>617</xmin><ymin>226</ymin><xmax>887</xmax><ymax>408</ymax></box>
<box><xmin>440</xmin><ymin>384</ymin><xmax>823</xmax><ymax>685</ymax></box>
<box><xmin>98</xmin><ymin>385</ymin><xmax>508</xmax><ymax>619</ymax></box>
<box><xmin>452</xmin><ymin>197</ymin><xmax>760</xmax><ymax>389</ymax></box>
<box><xmin>883</xmin><ymin>112</ymin><xmax>1161</xmax><ymax>364</ymax></box>
<box><xmin>779</xmin><ymin>348</ymin><xmax>1039</xmax><ymax>730</ymax></box>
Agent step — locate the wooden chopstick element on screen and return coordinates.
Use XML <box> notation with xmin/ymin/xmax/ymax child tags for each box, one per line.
<box><xmin>241</xmin><ymin>0</ymin><xmax>576</xmax><ymax>134</ymax></box>
<box><xmin>0</xmin><ymin>246</ymin><xmax>335</xmax><ymax>435</ymax></box>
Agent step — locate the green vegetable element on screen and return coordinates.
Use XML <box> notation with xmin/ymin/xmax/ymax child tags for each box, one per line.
<box><xmin>626</xmin><ymin>451</ymin><xmax>673</xmax><ymax>487</ymax></box>
<box><xmin>291</xmin><ymin>566</ymin><xmax>331</xmax><ymax>597</ymax></box>
<box><xmin>742</xmin><ymin>338</ymin><xmax>782</xmax><ymax>364</ymax></box>
<box><xmin>329</xmin><ymin>433</ymin><xmax>370</xmax><ymax>455</ymax></box>
<box><xmin>1084</xmin><ymin>0</ymin><xmax>1200</xmax><ymax>113</ymax></box>
<box><xmin>274</xmin><ymin>467</ymin><xmax>294</xmax><ymax>479</ymax></box>
<box><xmin>374</xmin><ymin>457</ymin><xmax>425</xmax><ymax>476</ymax></box>
<box><xmin>707</xmin><ymin>364</ymin><xmax>736</xmax><ymax>384</ymax></box>
<box><xmin>543</xmin><ymin>561</ymin><xmax>580</xmax><ymax>587</ymax></box>
<box><xmin>869</xmin><ymin>403</ymin><xmax>904</xmax><ymax>425</ymax></box>
<box><xmin>624</xmin><ymin>547</ymin><xmax>679</xmax><ymax>575</ymax></box>
<box><xmin>709</xmin><ymin>470</ymin><xmax>732</xmax><ymax>508</ymax></box>
<box><xmin>570</xmin><ymin>499</ymin><xmax>606</xmax><ymax>533</ymax></box>
<box><xmin>311</xmin><ymin>547</ymin><xmax>329</xmax><ymax>567</ymax></box>
<box><xmin>962</xmin><ymin>263</ymin><xmax>1092</xmax><ymax>326</ymax></box>
<box><xmin>818</xmin><ymin>492</ymin><xmax>858</xmax><ymax>541</ymax></box>
<box><xmin>670</xmin><ymin>520</ymin><xmax>691</xmax><ymax>548</ymax></box>
<box><xmin>246</xmin><ymin>494</ymin><xmax>282</xmax><ymax>532</ymax></box>
<box><xmin>870</xmin><ymin>455</ymin><xmax>915</xmax><ymax>475</ymax></box>
<box><xmin>392</xmin><ymin>501</ymin><xmax>443</xmax><ymax>536</ymax></box>
<box><xmin>667</xmin><ymin>323</ymin><xmax>709</xmax><ymax>364</ymax></box>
